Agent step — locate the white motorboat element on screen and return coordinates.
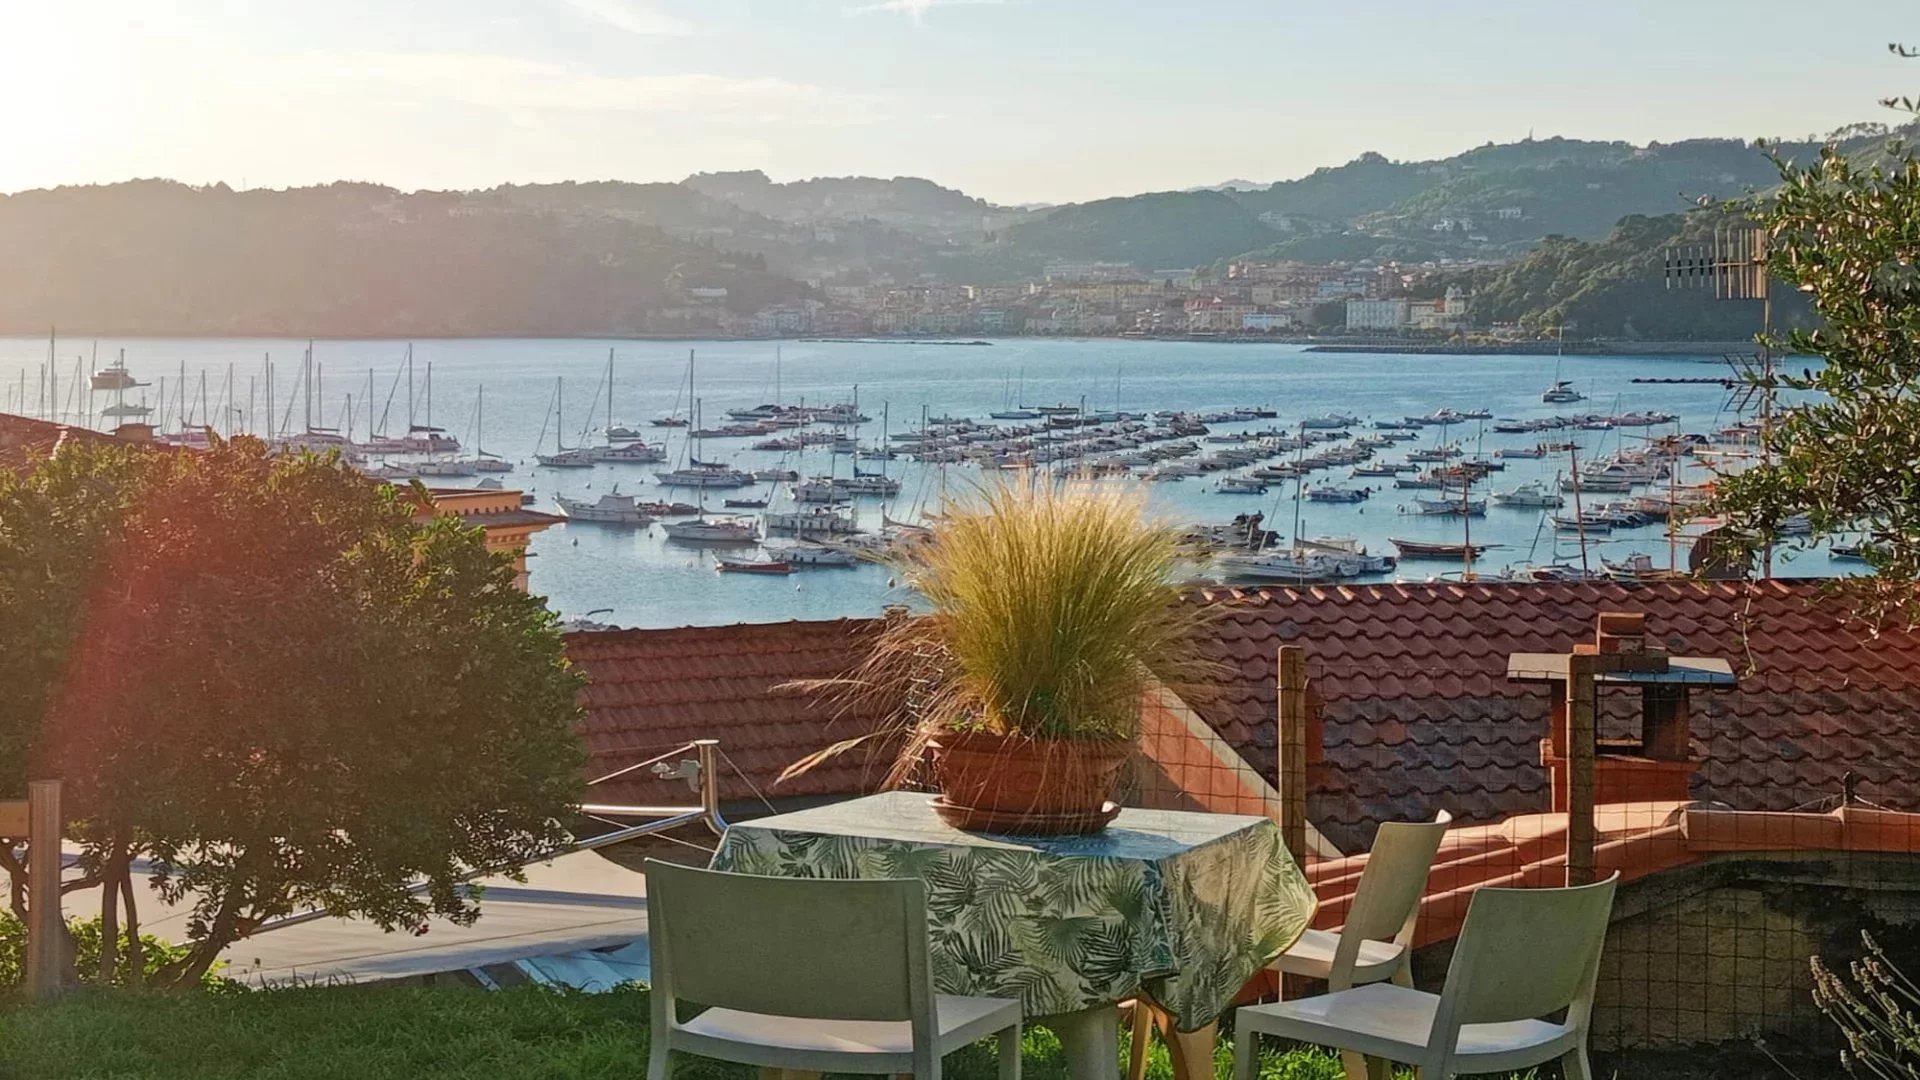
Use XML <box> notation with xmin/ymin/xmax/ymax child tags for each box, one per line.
<box><xmin>776</xmin><ymin>542</ymin><xmax>859</xmax><ymax>567</ymax></box>
<box><xmin>764</xmin><ymin>507</ymin><xmax>860</xmax><ymax>536</ymax></box>
<box><xmin>1491</xmin><ymin>482</ymin><xmax>1565</xmax><ymax>509</ymax></box>
<box><xmin>1216</xmin><ymin>476</ymin><xmax>1269</xmax><ymax>495</ymax></box>
<box><xmin>834</xmin><ymin>473</ymin><xmax>902</xmax><ymax>497</ymax></box>
<box><xmin>661</xmin><ymin>517</ymin><xmax>760</xmax><ymax>544</ymax></box>
<box><xmin>1305</xmin><ymin>486</ymin><xmax>1368</xmax><ymax>503</ymax></box>
<box><xmin>656</xmin><ymin>463</ymin><xmax>753</xmax><ymax>488</ymax></box>
<box><xmin>599</xmin><ymin>442</ymin><xmax>668</xmax><ymax>464</ymax></box>
<box><xmin>556</xmin><ymin>490</ymin><xmax>655</xmax><ymax>525</ymax></box>
<box><xmin>1411</xmin><ymin>496</ymin><xmax>1487</xmax><ymax>516</ymax></box>
<box><xmin>1214</xmin><ymin>551</ymin><xmax>1339</xmax><ymax>584</ymax></box>
<box><xmin>538</xmin><ymin>448</ymin><xmax>597</xmax><ymax>469</ymax></box>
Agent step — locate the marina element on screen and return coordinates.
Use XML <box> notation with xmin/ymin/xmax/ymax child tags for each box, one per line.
<box><xmin>0</xmin><ymin>336</ymin><xmax>1847</xmax><ymax>628</ymax></box>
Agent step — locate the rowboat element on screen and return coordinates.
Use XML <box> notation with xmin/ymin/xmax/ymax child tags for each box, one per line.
<box><xmin>715</xmin><ymin>555</ymin><xmax>793</xmax><ymax>575</ymax></box>
<box><xmin>1390</xmin><ymin>538</ymin><xmax>1496</xmax><ymax>559</ymax></box>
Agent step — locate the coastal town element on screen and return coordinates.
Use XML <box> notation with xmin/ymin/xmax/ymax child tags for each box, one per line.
<box><xmin>660</xmin><ymin>258</ymin><xmax>1490</xmax><ymax>341</ymax></box>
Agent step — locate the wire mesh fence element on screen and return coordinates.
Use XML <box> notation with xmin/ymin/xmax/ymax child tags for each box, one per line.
<box><xmin>1124</xmin><ymin>647</ymin><xmax>1920</xmax><ymax>1066</ymax></box>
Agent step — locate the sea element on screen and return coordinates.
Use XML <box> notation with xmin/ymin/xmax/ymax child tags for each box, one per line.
<box><xmin>0</xmin><ymin>336</ymin><xmax>1834</xmax><ymax>629</ymax></box>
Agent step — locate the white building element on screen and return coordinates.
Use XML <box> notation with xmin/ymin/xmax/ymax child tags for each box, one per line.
<box><xmin>1345</xmin><ymin>298</ymin><xmax>1412</xmax><ymax>332</ymax></box>
<box><xmin>1242</xmin><ymin>312</ymin><xmax>1294</xmax><ymax>332</ymax></box>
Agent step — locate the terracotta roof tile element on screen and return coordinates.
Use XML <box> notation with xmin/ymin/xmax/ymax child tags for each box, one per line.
<box><xmin>564</xmin><ymin>618</ymin><xmax>901</xmax><ymax>809</ymax></box>
<box><xmin>1183</xmin><ymin>579</ymin><xmax>1920</xmax><ymax>852</ymax></box>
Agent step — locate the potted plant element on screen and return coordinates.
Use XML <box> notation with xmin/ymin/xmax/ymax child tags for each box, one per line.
<box><xmin>784</xmin><ymin>479</ymin><xmax>1213</xmax><ymax>835</ymax></box>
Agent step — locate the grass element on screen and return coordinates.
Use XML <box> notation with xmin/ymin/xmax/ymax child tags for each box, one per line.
<box><xmin>0</xmin><ymin>983</ymin><xmax>1359</xmax><ymax>1080</ymax></box>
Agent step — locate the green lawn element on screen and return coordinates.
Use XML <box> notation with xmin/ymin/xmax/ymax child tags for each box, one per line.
<box><xmin>0</xmin><ymin>983</ymin><xmax>1355</xmax><ymax>1080</ymax></box>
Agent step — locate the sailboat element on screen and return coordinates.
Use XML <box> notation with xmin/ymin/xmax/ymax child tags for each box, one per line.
<box><xmin>654</xmin><ymin>354</ymin><xmax>751</xmax><ymax>488</ymax></box>
<box><xmin>989</xmin><ymin>366</ymin><xmax>1040</xmax><ymax>420</ymax></box>
<box><xmin>535</xmin><ymin>377</ymin><xmax>596</xmax><ymax>468</ymax></box>
<box><xmin>595</xmin><ymin>349</ymin><xmax>667</xmax><ymax>463</ymax></box>
<box><xmin>466</xmin><ymin>386</ymin><xmax>513</xmax><ymax>472</ymax></box>
<box><xmin>660</xmin><ymin>392</ymin><xmax>759</xmax><ymax>544</ymax></box>
<box><xmin>1542</xmin><ymin>328</ymin><xmax>1586</xmax><ymax>403</ymax></box>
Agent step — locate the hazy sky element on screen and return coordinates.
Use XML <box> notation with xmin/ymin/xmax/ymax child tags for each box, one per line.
<box><xmin>2</xmin><ymin>1</ymin><xmax>1912</xmax><ymax>204</ymax></box>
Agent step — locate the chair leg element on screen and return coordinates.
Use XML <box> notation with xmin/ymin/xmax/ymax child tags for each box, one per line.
<box><xmin>1340</xmin><ymin>1053</ymin><xmax>1390</xmax><ymax>1080</ymax></box>
<box><xmin>999</xmin><ymin>1024</ymin><xmax>1023</xmax><ymax>1080</ymax></box>
<box><xmin>1160</xmin><ymin>1016</ymin><xmax>1217</xmax><ymax>1080</ymax></box>
<box><xmin>647</xmin><ymin>1034</ymin><xmax>671</xmax><ymax>1080</ymax></box>
<box><xmin>1126</xmin><ymin>1003</ymin><xmax>1153</xmax><ymax>1080</ymax></box>
<box><xmin>1232</xmin><ymin>1026</ymin><xmax>1256</xmax><ymax>1080</ymax></box>
<box><xmin>1390</xmin><ymin>963</ymin><xmax>1414</xmax><ymax>989</ymax></box>
<box><xmin>1561</xmin><ymin>1047</ymin><xmax>1594</xmax><ymax>1080</ymax></box>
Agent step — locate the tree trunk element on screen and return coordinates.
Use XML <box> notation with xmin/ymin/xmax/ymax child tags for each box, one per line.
<box><xmin>120</xmin><ymin>868</ymin><xmax>143</xmax><ymax>988</ymax></box>
<box><xmin>98</xmin><ymin>840</ymin><xmax>131</xmax><ymax>985</ymax></box>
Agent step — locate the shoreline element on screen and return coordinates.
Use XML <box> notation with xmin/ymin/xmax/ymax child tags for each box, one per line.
<box><xmin>0</xmin><ymin>330</ymin><xmax>1769</xmax><ymax>356</ymax></box>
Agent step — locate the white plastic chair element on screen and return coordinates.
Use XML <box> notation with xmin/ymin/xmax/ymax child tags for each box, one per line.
<box><xmin>1127</xmin><ymin>810</ymin><xmax>1449</xmax><ymax>1080</ymax></box>
<box><xmin>644</xmin><ymin>859</ymin><xmax>1022</xmax><ymax>1080</ymax></box>
<box><xmin>1233</xmin><ymin>873</ymin><xmax>1620</xmax><ymax>1080</ymax></box>
<box><xmin>1277</xmin><ymin>809</ymin><xmax>1452</xmax><ymax>994</ymax></box>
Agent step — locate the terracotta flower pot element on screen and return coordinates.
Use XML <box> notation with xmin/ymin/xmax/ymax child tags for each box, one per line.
<box><xmin>929</xmin><ymin>730</ymin><xmax>1131</xmax><ymax>835</ymax></box>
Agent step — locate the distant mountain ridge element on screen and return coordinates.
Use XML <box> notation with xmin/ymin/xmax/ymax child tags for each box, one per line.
<box><xmin>2</xmin><ymin>122</ymin><xmax>1910</xmax><ymax>335</ymax></box>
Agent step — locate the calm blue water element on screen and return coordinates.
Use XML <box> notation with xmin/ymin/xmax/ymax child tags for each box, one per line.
<box><xmin>0</xmin><ymin>336</ymin><xmax>1833</xmax><ymax>628</ymax></box>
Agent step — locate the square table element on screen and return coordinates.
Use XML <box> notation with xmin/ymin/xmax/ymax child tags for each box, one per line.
<box><xmin>710</xmin><ymin>791</ymin><xmax>1317</xmax><ymax>1080</ymax></box>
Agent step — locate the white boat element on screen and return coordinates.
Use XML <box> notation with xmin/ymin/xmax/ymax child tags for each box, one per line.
<box><xmin>469</xmin><ymin>456</ymin><xmax>514</xmax><ymax>473</ymax></box>
<box><xmin>1305</xmin><ymin>486</ymin><xmax>1368</xmax><ymax>503</ymax></box>
<box><xmin>714</xmin><ymin>554</ymin><xmax>793</xmax><ymax>575</ymax></box>
<box><xmin>662</xmin><ymin>517</ymin><xmax>760</xmax><ymax>544</ymax></box>
<box><xmin>1411</xmin><ymin>497</ymin><xmax>1487</xmax><ymax>515</ymax></box>
<box><xmin>656</xmin><ymin>462</ymin><xmax>752</xmax><ymax>488</ymax></box>
<box><xmin>1491</xmin><ymin>482</ymin><xmax>1565</xmax><ymax>509</ymax></box>
<box><xmin>1299</xmin><ymin>414</ymin><xmax>1358</xmax><ymax>430</ymax></box>
<box><xmin>1214</xmin><ymin>551</ymin><xmax>1339</xmax><ymax>584</ymax></box>
<box><xmin>791</xmin><ymin>477</ymin><xmax>843</xmax><ymax>503</ymax></box>
<box><xmin>765</xmin><ymin>507</ymin><xmax>860</xmax><ymax>536</ymax></box>
<box><xmin>100</xmin><ymin>400</ymin><xmax>154</xmax><ymax>419</ymax></box>
<box><xmin>1542</xmin><ymin>380</ymin><xmax>1586</xmax><ymax>404</ymax></box>
<box><xmin>414</xmin><ymin>459</ymin><xmax>476</xmax><ymax>478</ymax></box>
<box><xmin>1216</xmin><ymin>476</ymin><xmax>1268</xmax><ymax>495</ymax></box>
<box><xmin>835</xmin><ymin>473</ymin><xmax>902</xmax><ymax>497</ymax></box>
<box><xmin>555</xmin><ymin>490</ymin><xmax>655</xmax><ymax>525</ymax></box>
<box><xmin>776</xmin><ymin>542</ymin><xmax>859</xmax><ymax>567</ymax></box>
<box><xmin>599</xmin><ymin>442</ymin><xmax>668</xmax><ymax>464</ymax></box>
<box><xmin>534</xmin><ymin>377</ymin><xmax>594</xmax><ymax>468</ymax></box>
<box><xmin>754</xmin><ymin>466</ymin><xmax>801</xmax><ymax>482</ymax></box>
<box><xmin>90</xmin><ymin>352</ymin><xmax>144</xmax><ymax>391</ymax></box>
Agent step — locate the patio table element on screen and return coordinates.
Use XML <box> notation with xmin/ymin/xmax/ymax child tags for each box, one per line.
<box><xmin>710</xmin><ymin>791</ymin><xmax>1316</xmax><ymax>1080</ymax></box>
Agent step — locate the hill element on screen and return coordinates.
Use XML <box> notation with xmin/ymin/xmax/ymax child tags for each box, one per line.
<box><xmin>1434</xmin><ymin>212</ymin><xmax>1815</xmax><ymax>340</ymax></box>
<box><xmin>0</xmin><ymin>181</ymin><xmax>804</xmax><ymax>337</ymax></box>
<box><xmin>999</xmin><ymin>190</ymin><xmax>1277</xmax><ymax>271</ymax></box>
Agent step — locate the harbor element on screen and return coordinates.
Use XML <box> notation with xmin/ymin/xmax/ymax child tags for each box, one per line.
<box><xmin>0</xmin><ymin>335</ymin><xmax>1840</xmax><ymax>627</ymax></box>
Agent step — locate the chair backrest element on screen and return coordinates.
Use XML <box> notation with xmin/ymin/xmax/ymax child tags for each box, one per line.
<box><xmin>645</xmin><ymin>860</ymin><xmax>934</xmax><ymax>1025</ymax></box>
<box><xmin>1329</xmin><ymin>809</ymin><xmax>1451</xmax><ymax>987</ymax></box>
<box><xmin>1430</xmin><ymin>873</ymin><xmax>1620</xmax><ymax>1048</ymax></box>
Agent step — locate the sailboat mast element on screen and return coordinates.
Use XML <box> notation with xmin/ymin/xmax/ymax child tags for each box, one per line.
<box><xmin>606</xmin><ymin>348</ymin><xmax>615</xmax><ymax>444</ymax></box>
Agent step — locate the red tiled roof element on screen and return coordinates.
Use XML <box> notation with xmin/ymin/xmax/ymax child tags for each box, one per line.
<box><xmin>1179</xmin><ymin>579</ymin><xmax>1920</xmax><ymax>852</ymax></box>
<box><xmin>0</xmin><ymin>414</ymin><xmax>123</xmax><ymax>475</ymax></box>
<box><xmin>564</xmin><ymin>619</ymin><xmax>903</xmax><ymax>809</ymax></box>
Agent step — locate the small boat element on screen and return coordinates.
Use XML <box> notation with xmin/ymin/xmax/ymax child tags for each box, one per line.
<box><xmin>91</xmin><ymin>354</ymin><xmax>144</xmax><ymax>391</ymax></box>
<box><xmin>656</xmin><ymin>463</ymin><xmax>753</xmax><ymax>488</ymax></box>
<box><xmin>1216</xmin><ymin>476</ymin><xmax>1269</xmax><ymax>495</ymax></box>
<box><xmin>778</xmin><ymin>542</ymin><xmax>859</xmax><ymax>567</ymax></box>
<box><xmin>1602</xmin><ymin>553</ymin><xmax>1669</xmax><ymax>580</ymax></box>
<box><xmin>537</xmin><ymin>448</ymin><xmax>596</xmax><ymax>469</ymax></box>
<box><xmin>765</xmin><ymin>507</ymin><xmax>860</xmax><ymax>536</ymax></box>
<box><xmin>555</xmin><ymin>490</ymin><xmax>655</xmax><ymax>525</ymax></box>
<box><xmin>723</xmin><ymin>497</ymin><xmax>769</xmax><ymax>509</ymax></box>
<box><xmin>1306</xmin><ymin>486</ymin><xmax>1369</xmax><ymax>503</ymax></box>
<box><xmin>1491</xmin><ymin>482</ymin><xmax>1564</xmax><ymax>509</ymax></box>
<box><xmin>1542</xmin><ymin>380</ymin><xmax>1586</xmax><ymax>404</ymax></box>
<box><xmin>1495</xmin><ymin>446</ymin><xmax>1546</xmax><ymax>460</ymax></box>
<box><xmin>753</xmin><ymin>467</ymin><xmax>801</xmax><ymax>482</ymax></box>
<box><xmin>1831</xmin><ymin>542</ymin><xmax>1881</xmax><ymax>562</ymax></box>
<box><xmin>1390</xmin><ymin>538</ymin><xmax>1495</xmax><ymax>559</ymax></box>
<box><xmin>1300</xmin><ymin>413</ymin><xmax>1359</xmax><ymax>430</ymax></box>
<box><xmin>1552</xmin><ymin>514</ymin><xmax>1614</xmax><ymax>533</ymax></box>
<box><xmin>715</xmin><ymin>555</ymin><xmax>793</xmax><ymax>575</ymax></box>
<box><xmin>1410</xmin><ymin>497</ymin><xmax>1487</xmax><ymax>516</ymax></box>
<box><xmin>989</xmin><ymin>409</ymin><xmax>1042</xmax><ymax>420</ymax></box>
<box><xmin>661</xmin><ymin>517</ymin><xmax>760</xmax><ymax>544</ymax></box>
<box><xmin>650</xmin><ymin>416</ymin><xmax>691</xmax><ymax>428</ymax></box>
<box><xmin>1215</xmin><ymin>551</ymin><xmax>1340</xmax><ymax>585</ymax></box>
<box><xmin>599</xmin><ymin>442</ymin><xmax>669</xmax><ymax>464</ymax></box>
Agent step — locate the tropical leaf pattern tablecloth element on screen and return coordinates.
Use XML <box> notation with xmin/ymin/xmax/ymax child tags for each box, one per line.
<box><xmin>709</xmin><ymin>791</ymin><xmax>1316</xmax><ymax>1031</ymax></box>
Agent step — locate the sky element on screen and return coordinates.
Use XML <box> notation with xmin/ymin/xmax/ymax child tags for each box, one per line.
<box><xmin>1</xmin><ymin>0</ymin><xmax>1913</xmax><ymax>205</ymax></box>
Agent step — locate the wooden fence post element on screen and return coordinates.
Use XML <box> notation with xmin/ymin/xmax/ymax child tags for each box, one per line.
<box><xmin>25</xmin><ymin>779</ymin><xmax>63</xmax><ymax>999</ymax></box>
<box><xmin>1564</xmin><ymin>658</ymin><xmax>1598</xmax><ymax>886</ymax></box>
<box><xmin>1277</xmin><ymin>646</ymin><xmax>1308</xmax><ymax>866</ymax></box>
